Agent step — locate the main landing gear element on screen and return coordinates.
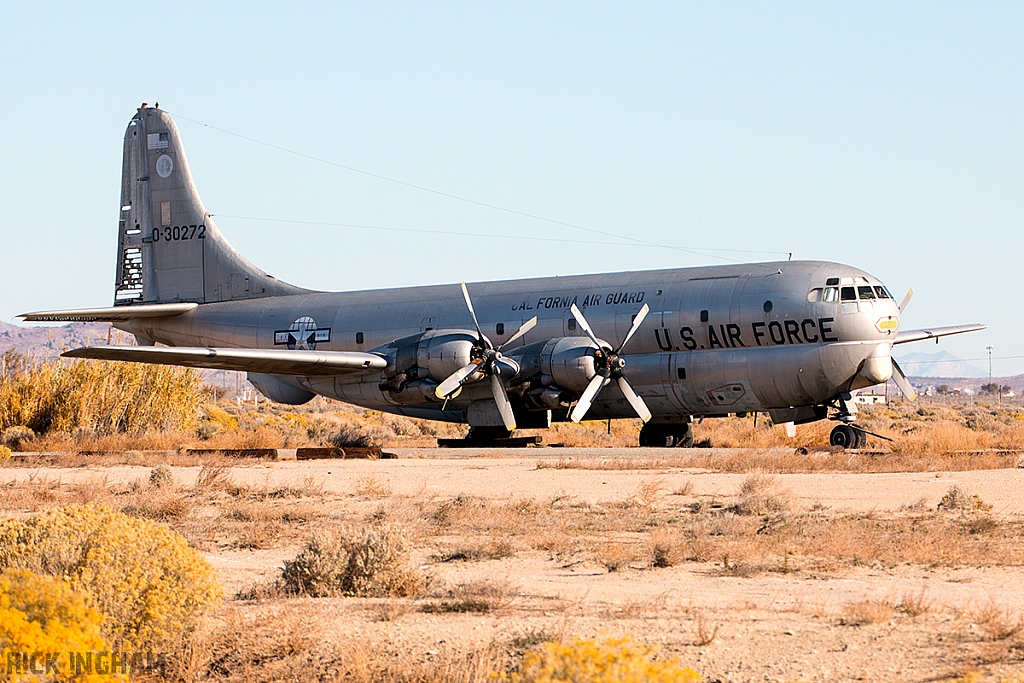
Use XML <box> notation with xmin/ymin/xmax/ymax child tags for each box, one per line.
<box><xmin>639</xmin><ymin>422</ymin><xmax>694</xmax><ymax>448</ymax></box>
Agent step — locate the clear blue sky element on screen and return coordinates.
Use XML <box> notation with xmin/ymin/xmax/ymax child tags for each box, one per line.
<box><xmin>2</xmin><ymin>2</ymin><xmax>1021</xmax><ymax>374</ymax></box>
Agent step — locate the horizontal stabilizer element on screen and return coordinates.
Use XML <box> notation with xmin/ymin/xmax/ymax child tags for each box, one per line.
<box><xmin>20</xmin><ymin>303</ymin><xmax>198</xmax><ymax>322</ymax></box>
<box><xmin>62</xmin><ymin>345</ymin><xmax>388</xmax><ymax>376</ymax></box>
<box><xmin>894</xmin><ymin>324</ymin><xmax>987</xmax><ymax>345</ymax></box>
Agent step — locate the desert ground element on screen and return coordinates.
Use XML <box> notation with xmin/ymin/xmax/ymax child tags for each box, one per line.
<box><xmin>4</xmin><ymin>443</ymin><xmax>1024</xmax><ymax>682</ymax></box>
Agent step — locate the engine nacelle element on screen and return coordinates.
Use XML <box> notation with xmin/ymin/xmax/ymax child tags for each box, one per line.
<box><xmin>507</xmin><ymin>337</ymin><xmax>601</xmax><ymax>392</ymax></box>
<box><xmin>374</xmin><ymin>329</ymin><xmax>480</xmax><ymax>400</ymax></box>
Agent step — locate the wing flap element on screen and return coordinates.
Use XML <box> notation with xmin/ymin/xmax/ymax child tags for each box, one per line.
<box><xmin>894</xmin><ymin>324</ymin><xmax>987</xmax><ymax>345</ymax></box>
<box><xmin>21</xmin><ymin>303</ymin><xmax>198</xmax><ymax>322</ymax></box>
<box><xmin>62</xmin><ymin>345</ymin><xmax>388</xmax><ymax>376</ymax></box>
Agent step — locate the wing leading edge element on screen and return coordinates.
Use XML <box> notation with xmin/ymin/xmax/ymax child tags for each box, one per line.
<box><xmin>21</xmin><ymin>304</ymin><xmax>198</xmax><ymax>322</ymax></box>
<box><xmin>62</xmin><ymin>345</ymin><xmax>387</xmax><ymax>376</ymax></box>
<box><xmin>894</xmin><ymin>324</ymin><xmax>987</xmax><ymax>345</ymax></box>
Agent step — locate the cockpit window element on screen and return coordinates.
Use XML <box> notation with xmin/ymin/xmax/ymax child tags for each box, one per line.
<box><xmin>840</xmin><ymin>286</ymin><xmax>856</xmax><ymax>301</ymax></box>
<box><xmin>874</xmin><ymin>286</ymin><xmax>891</xmax><ymax>299</ymax></box>
<box><xmin>826</xmin><ymin>277</ymin><xmax>839</xmax><ymax>286</ymax></box>
<box><xmin>823</xmin><ymin>287</ymin><xmax>839</xmax><ymax>302</ymax></box>
<box><xmin>858</xmin><ymin>286</ymin><xmax>876</xmax><ymax>300</ymax></box>
<box><xmin>807</xmin><ymin>288</ymin><xmax>822</xmax><ymax>302</ymax></box>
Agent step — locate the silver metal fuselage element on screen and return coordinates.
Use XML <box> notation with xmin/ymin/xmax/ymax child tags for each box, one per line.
<box><xmin>116</xmin><ymin>259</ymin><xmax>899</xmax><ymax>423</ymax></box>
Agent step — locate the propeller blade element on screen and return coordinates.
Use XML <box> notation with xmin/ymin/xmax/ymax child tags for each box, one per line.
<box><xmin>616</xmin><ymin>375</ymin><xmax>651</xmax><ymax>423</ymax></box>
<box><xmin>460</xmin><ymin>282</ymin><xmax>486</xmax><ymax>345</ymax></box>
<box><xmin>890</xmin><ymin>358</ymin><xmax>917</xmax><ymax>401</ymax></box>
<box><xmin>498</xmin><ymin>316</ymin><xmax>538</xmax><ymax>349</ymax></box>
<box><xmin>435</xmin><ymin>360</ymin><xmax>481</xmax><ymax>399</ymax></box>
<box><xmin>490</xmin><ymin>372</ymin><xmax>517</xmax><ymax>431</ymax></box>
<box><xmin>570</xmin><ymin>369</ymin><xmax>611</xmax><ymax>423</ymax></box>
<box><xmin>569</xmin><ymin>303</ymin><xmax>605</xmax><ymax>351</ymax></box>
<box><xmin>899</xmin><ymin>288</ymin><xmax>913</xmax><ymax>312</ymax></box>
<box><xmin>614</xmin><ymin>303</ymin><xmax>650</xmax><ymax>353</ymax></box>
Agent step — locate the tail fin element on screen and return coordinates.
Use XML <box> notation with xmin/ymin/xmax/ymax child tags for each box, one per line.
<box><xmin>114</xmin><ymin>105</ymin><xmax>307</xmax><ymax>305</ymax></box>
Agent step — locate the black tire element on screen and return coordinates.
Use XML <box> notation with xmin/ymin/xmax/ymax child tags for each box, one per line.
<box><xmin>829</xmin><ymin>424</ymin><xmax>858</xmax><ymax>449</ymax></box>
<box><xmin>639</xmin><ymin>423</ymin><xmax>693</xmax><ymax>448</ymax></box>
<box><xmin>639</xmin><ymin>424</ymin><xmax>674</xmax><ymax>447</ymax></box>
<box><xmin>467</xmin><ymin>426</ymin><xmax>512</xmax><ymax>442</ymax></box>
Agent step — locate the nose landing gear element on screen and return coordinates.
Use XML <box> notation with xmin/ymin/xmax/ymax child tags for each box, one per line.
<box><xmin>829</xmin><ymin>423</ymin><xmax>863</xmax><ymax>449</ymax></box>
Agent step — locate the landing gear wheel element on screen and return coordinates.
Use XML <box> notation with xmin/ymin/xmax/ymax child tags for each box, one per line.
<box><xmin>829</xmin><ymin>424</ymin><xmax>860</xmax><ymax>449</ymax></box>
<box><xmin>639</xmin><ymin>424</ymin><xmax>672</xmax><ymax>447</ymax></box>
<box><xmin>639</xmin><ymin>423</ymin><xmax>693</xmax><ymax>448</ymax></box>
<box><xmin>466</xmin><ymin>426</ymin><xmax>512</xmax><ymax>443</ymax></box>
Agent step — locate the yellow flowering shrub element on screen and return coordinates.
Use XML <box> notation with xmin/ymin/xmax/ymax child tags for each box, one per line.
<box><xmin>0</xmin><ymin>504</ymin><xmax>222</xmax><ymax>653</ymax></box>
<box><xmin>494</xmin><ymin>635</ymin><xmax>701</xmax><ymax>683</ymax></box>
<box><xmin>0</xmin><ymin>445</ymin><xmax>10</xmax><ymax>461</ymax></box>
<box><xmin>0</xmin><ymin>568</ymin><xmax>114</xmax><ymax>682</ymax></box>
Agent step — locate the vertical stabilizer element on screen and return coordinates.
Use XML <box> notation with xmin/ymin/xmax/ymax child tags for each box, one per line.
<box><xmin>114</xmin><ymin>105</ymin><xmax>307</xmax><ymax>305</ymax></box>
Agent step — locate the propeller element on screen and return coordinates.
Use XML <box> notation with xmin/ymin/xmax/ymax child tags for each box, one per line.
<box><xmin>890</xmin><ymin>358</ymin><xmax>917</xmax><ymax>401</ymax></box>
<box><xmin>568</xmin><ymin>302</ymin><xmax>652</xmax><ymax>423</ymax></box>
<box><xmin>892</xmin><ymin>288</ymin><xmax>916</xmax><ymax>400</ymax></box>
<box><xmin>434</xmin><ymin>283</ymin><xmax>538</xmax><ymax>431</ymax></box>
<box><xmin>898</xmin><ymin>288</ymin><xmax>913</xmax><ymax>312</ymax></box>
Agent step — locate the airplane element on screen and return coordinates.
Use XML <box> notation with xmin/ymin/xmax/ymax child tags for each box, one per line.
<box><xmin>20</xmin><ymin>105</ymin><xmax>986</xmax><ymax>449</ymax></box>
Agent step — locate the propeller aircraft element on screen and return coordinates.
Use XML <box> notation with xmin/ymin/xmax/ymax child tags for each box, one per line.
<box><xmin>21</xmin><ymin>105</ymin><xmax>986</xmax><ymax>448</ymax></box>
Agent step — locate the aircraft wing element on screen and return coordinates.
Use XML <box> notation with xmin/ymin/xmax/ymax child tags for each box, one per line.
<box><xmin>894</xmin><ymin>324</ymin><xmax>987</xmax><ymax>345</ymax></box>
<box><xmin>21</xmin><ymin>304</ymin><xmax>198</xmax><ymax>322</ymax></box>
<box><xmin>62</xmin><ymin>345</ymin><xmax>388</xmax><ymax>376</ymax></box>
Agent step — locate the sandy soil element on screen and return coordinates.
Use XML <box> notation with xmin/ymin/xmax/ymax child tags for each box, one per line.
<box><xmin>4</xmin><ymin>450</ymin><xmax>1024</xmax><ymax>682</ymax></box>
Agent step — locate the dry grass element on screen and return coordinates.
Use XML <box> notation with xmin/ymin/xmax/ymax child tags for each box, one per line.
<box><xmin>420</xmin><ymin>578</ymin><xmax>517</xmax><ymax>614</ymax></box>
<box><xmin>354</xmin><ymin>474</ymin><xmax>393</xmax><ymax>497</ymax></box>
<box><xmin>841</xmin><ymin>598</ymin><xmax>897</xmax><ymax>626</ymax></box>
<box><xmin>695</xmin><ymin>612</ymin><xmax>719</xmax><ymax>646</ymax></box>
<box><xmin>972</xmin><ymin>601</ymin><xmax>1024</xmax><ymax>641</ymax></box>
<box><xmin>592</xmin><ymin>541</ymin><xmax>636</xmax><ymax>572</ymax></box>
<box><xmin>898</xmin><ymin>590</ymin><xmax>934</xmax><ymax>617</ymax></box>
<box><xmin>731</xmin><ymin>474</ymin><xmax>793</xmax><ymax>515</ymax></box>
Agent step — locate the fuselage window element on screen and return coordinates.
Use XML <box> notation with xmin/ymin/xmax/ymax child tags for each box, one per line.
<box><xmin>356</xmin><ymin>332</ymin><xmax>364</xmax><ymax>344</ymax></box>
<box><xmin>807</xmin><ymin>288</ymin><xmax>822</xmax><ymax>302</ymax></box>
<box><xmin>840</xmin><ymin>286</ymin><xmax>857</xmax><ymax>301</ymax></box>
<box><xmin>858</xmin><ymin>286</ymin><xmax>876</xmax><ymax>300</ymax></box>
<box><xmin>874</xmin><ymin>286</ymin><xmax>890</xmax><ymax>299</ymax></box>
<box><xmin>496</xmin><ymin>323</ymin><xmax>505</xmax><ymax>336</ymax></box>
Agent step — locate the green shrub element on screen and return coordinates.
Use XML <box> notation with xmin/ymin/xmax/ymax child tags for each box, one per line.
<box><xmin>282</xmin><ymin>526</ymin><xmax>426</xmax><ymax>597</ymax></box>
<box><xmin>148</xmin><ymin>464</ymin><xmax>175</xmax><ymax>489</ymax></box>
<box><xmin>0</xmin><ymin>504</ymin><xmax>222</xmax><ymax>652</ymax></box>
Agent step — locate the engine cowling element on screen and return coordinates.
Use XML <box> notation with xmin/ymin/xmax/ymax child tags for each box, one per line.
<box><xmin>506</xmin><ymin>337</ymin><xmax>602</xmax><ymax>392</ymax></box>
<box><xmin>374</xmin><ymin>329</ymin><xmax>480</xmax><ymax>401</ymax></box>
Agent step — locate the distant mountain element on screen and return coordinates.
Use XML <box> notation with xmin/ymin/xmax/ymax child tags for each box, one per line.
<box><xmin>894</xmin><ymin>350</ymin><xmax>987</xmax><ymax>378</ymax></box>
<box><xmin>0</xmin><ymin>320</ymin><xmax>115</xmax><ymax>360</ymax></box>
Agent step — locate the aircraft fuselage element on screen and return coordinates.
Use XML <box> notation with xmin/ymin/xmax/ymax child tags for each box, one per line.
<box><xmin>116</xmin><ymin>259</ymin><xmax>900</xmax><ymax>425</ymax></box>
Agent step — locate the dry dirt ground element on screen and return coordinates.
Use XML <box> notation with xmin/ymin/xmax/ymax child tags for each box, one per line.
<box><xmin>4</xmin><ymin>448</ymin><xmax>1024</xmax><ymax>682</ymax></box>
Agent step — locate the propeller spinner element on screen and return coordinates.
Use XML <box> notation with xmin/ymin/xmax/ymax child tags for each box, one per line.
<box><xmin>568</xmin><ymin>302</ymin><xmax>652</xmax><ymax>424</ymax></box>
<box><xmin>434</xmin><ymin>283</ymin><xmax>537</xmax><ymax>431</ymax></box>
